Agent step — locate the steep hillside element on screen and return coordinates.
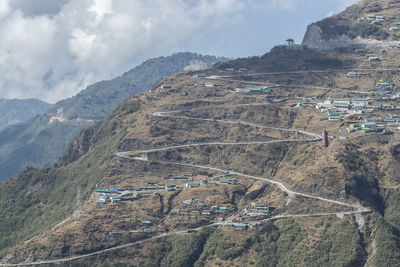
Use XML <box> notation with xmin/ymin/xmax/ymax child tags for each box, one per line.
<box><xmin>0</xmin><ymin>52</ymin><xmax>227</xmax><ymax>181</ymax></box>
<box><xmin>303</xmin><ymin>0</ymin><xmax>400</xmax><ymax>48</ymax></box>
<box><xmin>0</xmin><ymin>98</ymin><xmax>51</xmax><ymax>127</ymax></box>
<box><xmin>2</xmin><ymin>40</ymin><xmax>400</xmax><ymax>266</ymax></box>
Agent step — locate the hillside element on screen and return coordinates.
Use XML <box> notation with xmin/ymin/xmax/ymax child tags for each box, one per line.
<box><xmin>303</xmin><ymin>0</ymin><xmax>400</xmax><ymax>48</ymax></box>
<box><xmin>0</xmin><ymin>98</ymin><xmax>51</xmax><ymax>127</ymax></box>
<box><xmin>2</xmin><ymin>39</ymin><xmax>400</xmax><ymax>266</ymax></box>
<box><xmin>3</xmin><ymin>1</ymin><xmax>400</xmax><ymax>265</ymax></box>
<box><xmin>0</xmin><ymin>52</ymin><xmax>227</xmax><ymax>181</ymax></box>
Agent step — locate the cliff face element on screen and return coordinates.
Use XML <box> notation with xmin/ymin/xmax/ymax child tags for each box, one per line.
<box><xmin>302</xmin><ymin>23</ymin><xmax>355</xmax><ymax>49</ymax></box>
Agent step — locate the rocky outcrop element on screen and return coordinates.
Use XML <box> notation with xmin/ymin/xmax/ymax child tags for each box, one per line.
<box><xmin>302</xmin><ymin>23</ymin><xmax>355</xmax><ymax>49</ymax></box>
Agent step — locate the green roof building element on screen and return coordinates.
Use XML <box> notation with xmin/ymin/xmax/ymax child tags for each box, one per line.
<box><xmin>285</xmin><ymin>39</ymin><xmax>295</xmax><ymax>46</ymax></box>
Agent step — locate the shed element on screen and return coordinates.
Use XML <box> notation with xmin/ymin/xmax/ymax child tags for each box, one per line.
<box><xmin>204</xmin><ymin>82</ymin><xmax>215</xmax><ymax>87</ymax></box>
<box><xmin>173</xmin><ymin>176</ymin><xmax>188</xmax><ymax>180</ymax></box>
<box><xmin>186</xmin><ymin>182</ymin><xmax>200</xmax><ymax>188</ymax></box>
<box><xmin>285</xmin><ymin>39</ymin><xmax>295</xmax><ymax>46</ymax></box>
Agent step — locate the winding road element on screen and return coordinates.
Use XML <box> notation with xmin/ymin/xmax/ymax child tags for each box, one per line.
<box><xmin>0</xmin><ymin>79</ymin><xmax>372</xmax><ymax>266</ymax></box>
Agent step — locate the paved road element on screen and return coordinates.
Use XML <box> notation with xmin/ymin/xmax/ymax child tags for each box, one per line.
<box><xmin>209</xmin><ymin>68</ymin><xmax>400</xmax><ymax>79</ymax></box>
<box><xmin>0</xmin><ymin>102</ymin><xmax>368</xmax><ymax>266</ymax></box>
<box><xmin>206</xmin><ymin>76</ymin><xmax>372</xmax><ymax>95</ymax></box>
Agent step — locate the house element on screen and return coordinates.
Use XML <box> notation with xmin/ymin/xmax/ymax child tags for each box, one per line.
<box><xmin>183</xmin><ymin>199</ymin><xmax>193</xmax><ymax>205</ymax></box>
<box><xmin>147</xmin><ymin>181</ymin><xmax>156</xmax><ymax>185</ymax></box>
<box><xmin>352</xmin><ymin>98</ymin><xmax>369</xmax><ymax>107</ymax></box>
<box><xmin>141</xmin><ymin>186</ymin><xmax>157</xmax><ymax>191</ymax></box>
<box><xmin>143</xmin><ymin>228</ymin><xmax>153</xmax><ymax>233</ymax></box>
<box><xmin>329</xmin><ymin>115</ymin><xmax>341</xmax><ymax>121</ymax></box>
<box><xmin>390</xmin><ymin>27</ymin><xmax>399</xmax><ymax>31</ymax></box>
<box><xmin>376</xmin><ymin>82</ymin><xmax>391</xmax><ymax>87</ymax></box>
<box><xmin>219</xmin><ymin>179</ymin><xmax>232</xmax><ymax>184</ymax></box>
<box><xmin>170</xmin><ymin>209</ymin><xmax>180</xmax><ymax>214</ymax></box>
<box><xmin>263</xmin><ymin>87</ymin><xmax>276</xmax><ymax>93</ymax></box>
<box><xmin>285</xmin><ymin>38</ymin><xmax>295</xmax><ymax>46</ymax></box>
<box><xmin>161</xmin><ymin>84</ymin><xmax>171</xmax><ymax>89</ymax></box>
<box><xmin>323</xmin><ymin>99</ymin><xmax>332</xmax><ymax>105</ymax></box>
<box><xmin>197</xmin><ymin>174</ymin><xmax>209</xmax><ymax>179</ymax></box>
<box><xmin>110</xmin><ymin>196</ymin><xmax>121</xmax><ymax>203</ymax></box>
<box><xmin>219</xmin><ymin>206</ymin><xmax>229</xmax><ymax>212</ymax></box>
<box><xmin>367</xmin><ymin>14</ymin><xmax>376</xmax><ymax>19</ymax></box>
<box><xmin>225</xmin><ymin>68</ymin><xmax>235</xmax><ymax>71</ymax></box>
<box><xmin>249</xmin><ymin>222</ymin><xmax>262</xmax><ymax>229</ymax></box>
<box><xmin>347</xmin><ymin>72</ymin><xmax>358</xmax><ymax>77</ymax></box>
<box><xmin>375</xmin><ymin>90</ymin><xmax>391</xmax><ymax>95</ymax></box>
<box><xmin>249</xmin><ymin>88</ymin><xmax>265</xmax><ymax>94</ymax></box>
<box><xmin>174</xmin><ymin>175</ymin><xmax>187</xmax><ymax>180</ymax></box>
<box><xmin>383</xmin><ymin>104</ymin><xmax>394</xmax><ymax>110</ymax></box>
<box><xmin>254</xmin><ymin>205</ymin><xmax>270</xmax><ymax>213</ymax></box>
<box><xmin>361</xmin><ymin>122</ymin><xmax>377</xmax><ymax>128</ymax></box>
<box><xmin>201</xmin><ymin>179</ymin><xmax>209</xmax><ymax>185</ymax></box>
<box><xmin>142</xmin><ymin>220</ymin><xmax>152</xmax><ymax>225</ymax></box>
<box><xmin>369</xmin><ymin>56</ymin><xmax>381</xmax><ymax>62</ymax></box>
<box><xmin>186</xmin><ymin>182</ymin><xmax>200</xmax><ymax>188</ymax></box>
<box><xmin>233</xmin><ymin>223</ymin><xmax>247</xmax><ymax>229</ymax></box>
<box><xmin>238</xmin><ymin>68</ymin><xmax>248</xmax><ymax>72</ymax></box>
<box><xmin>334</xmin><ymin>98</ymin><xmax>351</xmax><ymax>105</ymax></box>
<box><xmin>205</xmin><ymin>82</ymin><xmax>215</xmax><ymax>87</ymax></box>
<box><xmin>96</xmin><ymin>189</ymin><xmax>110</xmax><ymax>194</ymax></box>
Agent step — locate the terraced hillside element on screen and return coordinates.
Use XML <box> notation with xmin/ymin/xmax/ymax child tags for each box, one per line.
<box><xmin>2</xmin><ymin>41</ymin><xmax>400</xmax><ymax>266</ymax></box>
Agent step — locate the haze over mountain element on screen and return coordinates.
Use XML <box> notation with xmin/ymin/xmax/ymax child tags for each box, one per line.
<box><xmin>0</xmin><ymin>52</ymin><xmax>226</xmax><ymax>181</ymax></box>
<box><xmin>0</xmin><ymin>98</ymin><xmax>51</xmax><ymax>127</ymax></box>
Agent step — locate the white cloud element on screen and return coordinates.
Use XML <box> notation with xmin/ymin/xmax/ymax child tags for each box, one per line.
<box><xmin>0</xmin><ymin>0</ymin><xmax>345</xmax><ymax>103</ymax></box>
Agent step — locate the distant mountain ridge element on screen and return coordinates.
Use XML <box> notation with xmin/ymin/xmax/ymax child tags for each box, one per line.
<box><xmin>0</xmin><ymin>52</ymin><xmax>228</xmax><ymax>181</ymax></box>
<box><xmin>0</xmin><ymin>98</ymin><xmax>51</xmax><ymax>127</ymax></box>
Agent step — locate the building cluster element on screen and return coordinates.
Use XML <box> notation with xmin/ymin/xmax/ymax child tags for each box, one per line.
<box><xmin>359</xmin><ymin>14</ymin><xmax>400</xmax><ymax>33</ymax></box>
<box><xmin>168</xmin><ymin>198</ymin><xmax>232</xmax><ymax>223</ymax></box>
<box><xmin>95</xmin><ymin>188</ymin><xmax>141</xmax><ymax>204</ymax></box>
<box><xmin>231</xmin><ymin>203</ymin><xmax>272</xmax><ymax>225</ymax></box>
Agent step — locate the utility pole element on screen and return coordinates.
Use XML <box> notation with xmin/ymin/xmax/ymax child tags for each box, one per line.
<box><xmin>76</xmin><ymin>185</ymin><xmax>81</xmax><ymax>221</ymax></box>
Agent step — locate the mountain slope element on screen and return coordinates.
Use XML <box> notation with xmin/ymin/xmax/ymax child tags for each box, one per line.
<box><xmin>2</xmin><ymin>42</ymin><xmax>400</xmax><ymax>265</ymax></box>
<box><xmin>0</xmin><ymin>98</ymin><xmax>51</xmax><ymax>127</ymax></box>
<box><xmin>3</xmin><ymin>1</ymin><xmax>400</xmax><ymax>265</ymax></box>
<box><xmin>0</xmin><ymin>52</ymin><xmax>227</xmax><ymax>181</ymax></box>
<box><xmin>302</xmin><ymin>0</ymin><xmax>400</xmax><ymax>48</ymax></box>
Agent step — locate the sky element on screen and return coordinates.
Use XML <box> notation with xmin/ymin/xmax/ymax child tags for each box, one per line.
<box><xmin>0</xmin><ymin>0</ymin><xmax>359</xmax><ymax>103</ymax></box>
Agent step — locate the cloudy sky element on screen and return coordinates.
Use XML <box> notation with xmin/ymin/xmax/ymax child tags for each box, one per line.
<box><xmin>0</xmin><ymin>0</ymin><xmax>358</xmax><ymax>103</ymax></box>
